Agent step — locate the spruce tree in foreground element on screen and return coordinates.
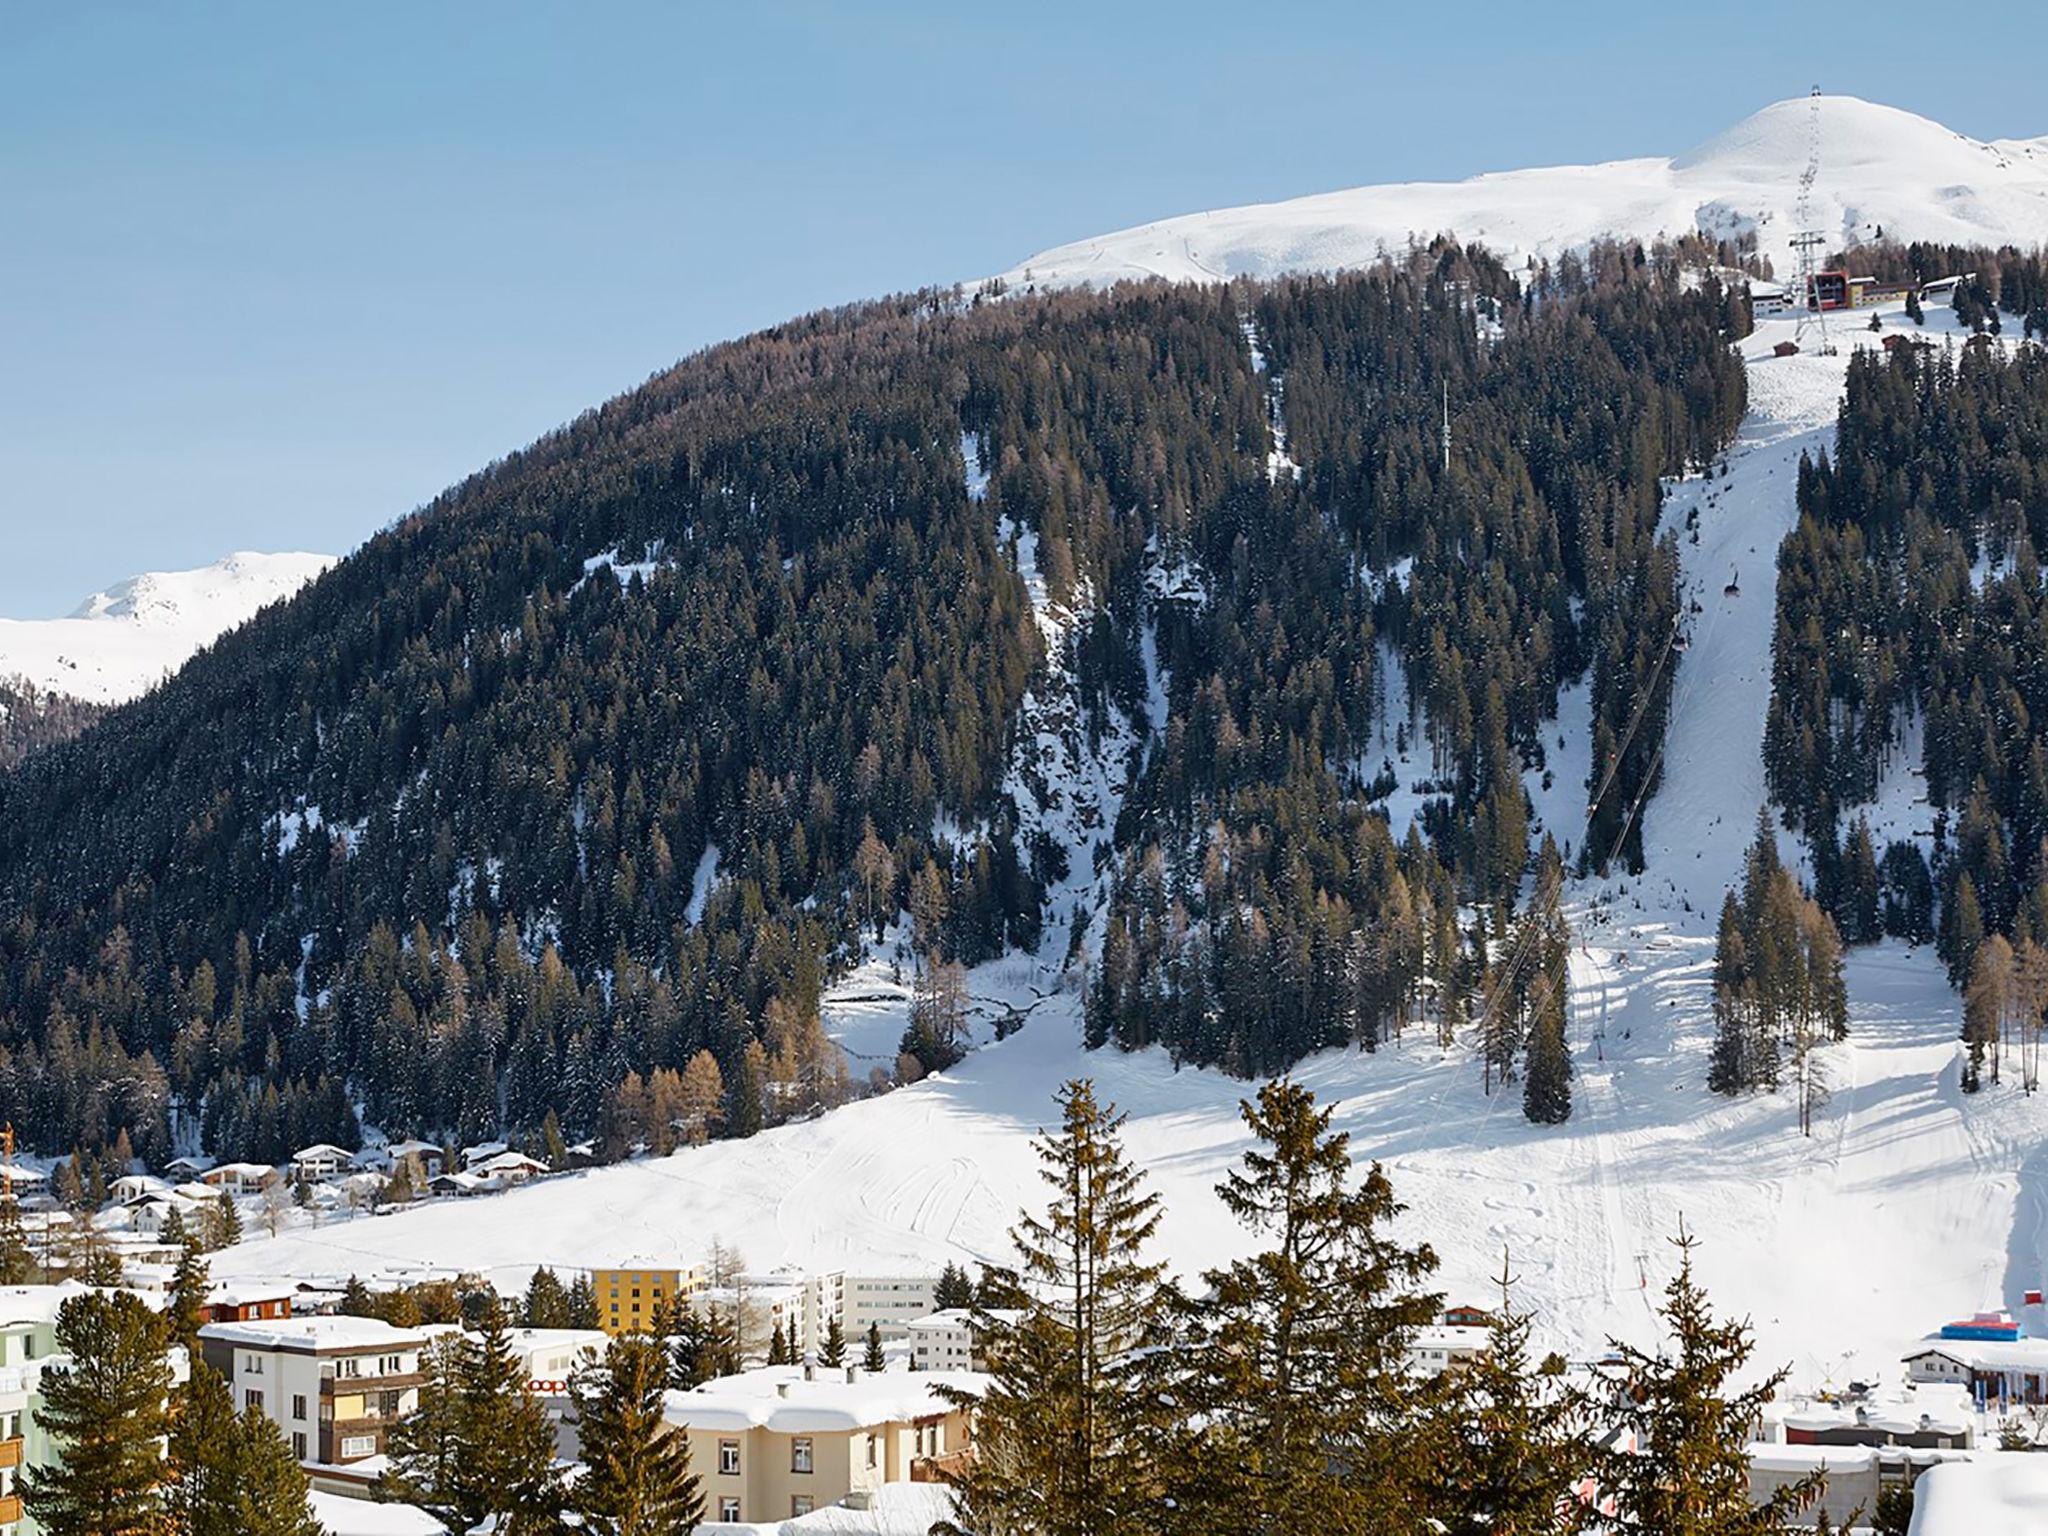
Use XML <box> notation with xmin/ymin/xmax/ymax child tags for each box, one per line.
<box><xmin>168</xmin><ymin>1362</ymin><xmax>243</xmax><ymax>1536</ymax></box>
<box><xmin>937</xmin><ymin>1079</ymin><xmax>1177</xmax><ymax>1536</ymax></box>
<box><xmin>22</xmin><ymin>1291</ymin><xmax>173</xmax><ymax>1536</ymax></box>
<box><xmin>863</xmin><ymin>1321</ymin><xmax>884</xmax><ymax>1373</ymax></box>
<box><xmin>1602</xmin><ymin>1225</ymin><xmax>1817</xmax><ymax>1534</ymax></box>
<box><xmin>226</xmin><ymin>1403</ymin><xmax>324</xmax><ymax>1536</ymax></box>
<box><xmin>1167</xmin><ymin>1079</ymin><xmax>1442</xmax><ymax>1536</ymax></box>
<box><xmin>382</xmin><ymin>1301</ymin><xmax>561</xmax><ymax>1535</ymax></box>
<box><xmin>1420</xmin><ymin>1253</ymin><xmax>1595</xmax><ymax>1535</ymax></box>
<box><xmin>166</xmin><ymin>1237</ymin><xmax>210</xmax><ymax>1356</ymax></box>
<box><xmin>571</xmin><ymin>1332</ymin><xmax>703</xmax><ymax>1536</ymax></box>
<box><xmin>0</xmin><ymin>1197</ymin><xmax>36</xmax><ymax>1284</ymax></box>
<box><xmin>821</xmin><ymin>1316</ymin><xmax>846</xmax><ymax>1367</ymax></box>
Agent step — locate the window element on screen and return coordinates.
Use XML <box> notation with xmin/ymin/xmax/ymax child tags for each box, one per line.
<box><xmin>292</xmin><ymin>1394</ymin><xmax>307</xmax><ymax>1420</ymax></box>
<box><xmin>718</xmin><ymin>1440</ymin><xmax>740</xmax><ymax>1475</ymax></box>
<box><xmin>340</xmin><ymin>1434</ymin><xmax>376</xmax><ymax>1459</ymax></box>
<box><xmin>381</xmin><ymin>1354</ymin><xmax>403</xmax><ymax>1375</ymax></box>
<box><xmin>291</xmin><ymin>1431</ymin><xmax>307</xmax><ymax>1459</ymax></box>
<box><xmin>720</xmin><ymin>1498</ymin><xmax>741</xmax><ymax>1522</ymax></box>
<box><xmin>792</xmin><ymin>1496</ymin><xmax>814</xmax><ymax>1516</ymax></box>
<box><xmin>866</xmin><ymin>1433</ymin><xmax>878</xmax><ymax>1468</ymax></box>
<box><xmin>336</xmin><ymin>1357</ymin><xmax>361</xmax><ymax>1379</ymax></box>
<box><xmin>791</xmin><ymin>1437</ymin><xmax>813</xmax><ymax>1474</ymax></box>
<box><xmin>244</xmin><ymin>1389</ymin><xmax>263</xmax><ymax>1412</ymax></box>
<box><xmin>243</xmin><ymin>1354</ymin><xmax>264</xmax><ymax>1375</ymax></box>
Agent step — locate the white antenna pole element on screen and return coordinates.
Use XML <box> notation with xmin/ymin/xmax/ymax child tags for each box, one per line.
<box><xmin>1441</xmin><ymin>380</ymin><xmax>1450</xmax><ymax>476</ymax></box>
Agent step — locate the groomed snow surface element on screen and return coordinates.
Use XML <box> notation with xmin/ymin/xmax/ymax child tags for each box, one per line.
<box><xmin>219</xmin><ymin>301</ymin><xmax>2048</xmax><ymax>1408</ymax></box>
<box><xmin>0</xmin><ymin>551</ymin><xmax>333</xmax><ymax>705</ymax></box>
<box><xmin>998</xmin><ymin>96</ymin><xmax>2048</xmax><ymax>293</ymax></box>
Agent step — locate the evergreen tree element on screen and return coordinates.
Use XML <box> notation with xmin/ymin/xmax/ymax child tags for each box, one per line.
<box><xmin>167</xmin><ymin>1360</ymin><xmax>243</xmax><ymax>1536</ymax></box>
<box><xmin>1167</xmin><ymin>1079</ymin><xmax>1441</xmax><ymax>1534</ymax></box>
<box><xmin>157</xmin><ymin>1203</ymin><xmax>187</xmax><ymax>1253</ymax></box>
<box><xmin>862</xmin><ymin>1322</ymin><xmax>884</xmax><ymax>1373</ymax></box>
<box><xmin>0</xmin><ymin>1198</ymin><xmax>37</xmax><ymax>1284</ymax></box>
<box><xmin>566</xmin><ymin>1273</ymin><xmax>601</xmax><ymax>1330</ymax></box>
<box><xmin>166</xmin><ymin>1238</ymin><xmax>210</xmax><ymax>1356</ymax></box>
<box><xmin>382</xmin><ymin>1302</ymin><xmax>561</xmax><ymax>1535</ymax></box>
<box><xmin>1522</xmin><ymin>1010</ymin><xmax>1573</xmax><ymax>1125</ymax></box>
<box><xmin>934</xmin><ymin>1261</ymin><xmax>975</xmax><ymax>1310</ymax></box>
<box><xmin>570</xmin><ymin>1332</ymin><xmax>703</xmax><ymax>1536</ymax></box>
<box><xmin>767</xmin><ymin>1322</ymin><xmax>789</xmax><ymax>1366</ymax></box>
<box><xmin>524</xmin><ymin>1266</ymin><xmax>571</xmax><ymax>1329</ymax></box>
<box><xmin>820</xmin><ymin>1316</ymin><xmax>846</xmax><ymax>1367</ymax></box>
<box><xmin>1420</xmin><ymin>1254</ymin><xmax>1595</xmax><ymax>1536</ymax></box>
<box><xmin>227</xmin><ymin>1404</ymin><xmax>324</xmax><ymax>1536</ymax></box>
<box><xmin>22</xmin><ymin>1291</ymin><xmax>174</xmax><ymax>1536</ymax></box>
<box><xmin>1602</xmin><ymin>1226</ymin><xmax>1815</xmax><ymax>1534</ymax></box>
<box><xmin>937</xmin><ymin>1080</ymin><xmax>1178</xmax><ymax>1536</ymax></box>
<box><xmin>339</xmin><ymin>1274</ymin><xmax>373</xmax><ymax>1317</ymax></box>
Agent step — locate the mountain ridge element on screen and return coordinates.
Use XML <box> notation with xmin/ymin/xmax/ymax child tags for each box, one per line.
<box><xmin>998</xmin><ymin>94</ymin><xmax>2048</xmax><ymax>290</ymax></box>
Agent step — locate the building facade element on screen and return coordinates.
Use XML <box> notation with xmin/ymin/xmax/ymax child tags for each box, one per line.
<box><xmin>591</xmin><ymin>1262</ymin><xmax>706</xmax><ymax>1337</ymax></box>
<box><xmin>198</xmin><ymin>1316</ymin><xmax>427</xmax><ymax>1466</ymax></box>
<box><xmin>845</xmin><ymin>1276</ymin><xmax>940</xmax><ymax>1343</ymax></box>
<box><xmin>661</xmin><ymin>1363</ymin><xmax>979</xmax><ymax>1525</ymax></box>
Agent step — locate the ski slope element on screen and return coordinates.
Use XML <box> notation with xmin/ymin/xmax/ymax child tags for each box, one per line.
<box><xmin>0</xmin><ymin>551</ymin><xmax>334</xmax><ymax>705</ymax></box>
<box><xmin>216</xmin><ymin>302</ymin><xmax>2048</xmax><ymax>1395</ymax></box>
<box><xmin>998</xmin><ymin>95</ymin><xmax>2048</xmax><ymax>291</ymax></box>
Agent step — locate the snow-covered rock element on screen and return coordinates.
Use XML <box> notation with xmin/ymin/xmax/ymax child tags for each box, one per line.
<box><xmin>998</xmin><ymin>96</ymin><xmax>2048</xmax><ymax>290</ymax></box>
<box><xmin>0</xmin><ymin>551</ymin><xmax>333</xmax><ymax>706</ymax></box>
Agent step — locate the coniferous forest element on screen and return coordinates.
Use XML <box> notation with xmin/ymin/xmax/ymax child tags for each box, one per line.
<box><xmin>0</xmin><ymin>240</ymin><xmax>1753</xmax><ymax>1166</ymax></box>
<box><xmin>1763</xmin><ymin>264</ymin><xmax>2048</xmax><ymax>1052</ymax></box>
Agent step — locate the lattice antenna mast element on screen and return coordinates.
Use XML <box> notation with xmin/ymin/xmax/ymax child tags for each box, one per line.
<box><xmin>1790</xmin><ymin>86</ymin><xmax>1833</xmax><ymax>355</ymax></box>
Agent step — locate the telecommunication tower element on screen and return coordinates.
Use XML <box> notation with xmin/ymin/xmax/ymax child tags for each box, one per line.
<box><xmin>1790</xmin><ymin>87</ymin><xmax>1834</xmax><ymax>355</ymax></box>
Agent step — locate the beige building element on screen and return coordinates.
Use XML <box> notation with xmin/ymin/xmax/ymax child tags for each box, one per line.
<box><xmin>661</xmin><ymin>1362</ymin><xmax>982</xmax><ymax>1525</ymax></box>
<box><xmin>197</xmin><ymin>1315</ymin><xmax>428</xmax><ymax>1466</ymax></box>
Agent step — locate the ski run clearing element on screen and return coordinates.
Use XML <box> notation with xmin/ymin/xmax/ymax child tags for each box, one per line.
<box><xmin>214</xmin><ymin>293</ymin><xmax>2048</xmax><ymax>1400</ymax></box>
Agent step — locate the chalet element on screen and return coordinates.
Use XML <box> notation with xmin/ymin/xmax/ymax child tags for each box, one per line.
<box><xmin>459</xmin><ymin>1141</ymin><xmax>509</xmax><ymax>1171</ymax></box>
<box><xmin>1904</xmin><ymin>1334</ymin><xmax>2048</xmax><ymax>1405</ymax></box>
<box><xmin>470</xmin><ymin>1151</ymin><xmax>548</xmax><ymax>1185</ymax></box>
<box><xmin>202</xmin><ymin>1162</ymin><xmax>282</xmax><ymax>1196</ymax></box>
<box><xmin>1406</xmin><ymin>1324</ymin><xmax>1489</xmax><ymax>1375</ymax></box>
<box><xmin>205</xmin><ymin>1281</ymin><xmax>296</xmax><ymax>1324</ymax></box>
<box><xmin>376</xmin><ymin>1140</ymin><xmax>446</xmax><ymax>1177</ymax></box>
<box><xmin>109</xmin><ymin>1173</ymin><xmax>172</xmax><ymax>1203</ymax></box>
<box><xmin>1442</xmin><ymin>1303</ymin><xmax>1492</xmax><ymax>1330</ymax></box>
<box><xmin>165</xmin><ymin>1156</ymin><xmax>214</xmax><ymax>1180</ymax></box>
<box><xmin>290</xmin><ymin>1145</ymin><xmax>354</xmax><ymax>1181</ymax></box>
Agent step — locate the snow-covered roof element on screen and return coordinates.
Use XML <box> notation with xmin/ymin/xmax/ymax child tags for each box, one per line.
<box><xmin>772</xmin><ymin>1483</ymin><xmax>958</xmax><ymax>1535</ymax></box>
<box><xmin>473</xmin><ymin>1151</ymin><xmax>547</xmax><ymax>1174</ymax></box>
<box><xmin>205</xmin><ymin>1162</ymin><xmax>278</xmax><ymax>1180</ymax></box>
<box><xmin>0</xmin><ymin>1282</ymin><xmax>91</xmax><ymax>1328</ymax></box>
<box><xmin>292</xmin><ymin>1144</ymin><xmax>354</xmax><ymax>1161</ymax></box>
<box><xmin>1908</xmin><ymin>1454</ymin><xmax>2048</xmax><ymax>1533</ymax></box>
<box><xmin>1776</xmin><ymin>1383</ymin><xmax>1973</xmax><ymax>1438</ymax></box>
<box><xmin>905</xmin><ymin>1308</ymin><xmax>1022</xmax><ymax>1333</ymax></box>
<box><xmin>506</xmin><ymin>1327</ymin><xmax>608</xmax><ymax>1355</ymax></box>
<box><xmin>1410</xmin><ymin>1324</ymin><xmax>1490</xmax><ymax>1351</ymax></box>
<box><xmin>1906</xmin><ymin>1336</ymin><xmax>2048</xmax><ymax>1371</ymax></box>
<box><xmin>199</xmin><ymin>1315</ymin><xmax>426</xmax><ymax>1353</ymax></box>
<box><xmin>306</xmin><ymin>1490</ymin><xmax>444</xmax><ymax>1536</ymax></box>
<box><xmin>663</xmin><ymin>1364</ymin><xmax>983</xmax><ymax>1435</ymax></box>
<box><xmin>206</xmin><ymin>1280</ymin><xmax>296</xmax><ymax>1307</ymax></box>
<box><xmin>381</xmin><ymin>1140</ymin><xmax>442</xmax><ymax>1159</ymax></box>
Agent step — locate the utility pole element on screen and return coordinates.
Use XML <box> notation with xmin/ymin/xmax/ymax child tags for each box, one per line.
<box><xmin>1441</xmin><ymin>380</ymin><xmax>1451</xmax><ymax>475</ymax></box>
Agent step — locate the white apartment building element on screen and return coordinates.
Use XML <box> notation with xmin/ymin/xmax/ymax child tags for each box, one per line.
<box><xmin>197</xmin><ymin>1315</ymin><xmax>428</xmax><ymax>1466</ymax></box>
<box><xmin>0</xmin><ymin>1284</ymin><xmax>91</xmax><ymax>1536</ymax></box>
<box><xmin>904</xmin><ymin>1308</ymin><xmax>1023</xmax><ymax>1371</ymax></box>
<box><xmin>844</xmin><ymin>1276</ymin><xmax>940</xmax><ymax>1343</ymax></box>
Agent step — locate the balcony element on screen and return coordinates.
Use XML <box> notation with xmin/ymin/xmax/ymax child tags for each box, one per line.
<box><xmin>0</xmin><ymin>1492</ymin><xmax>20</xmax><ymax>1523</ymax></box>
<box><xmin>0</xmin><ymin>1435</ymin><xmax>20</xmax><ymax>1468</ymax></box>
<box><xmin>319</xmin><ymin>1370</ymin><xmax>425</xmax><ymax>1395</ymax></box>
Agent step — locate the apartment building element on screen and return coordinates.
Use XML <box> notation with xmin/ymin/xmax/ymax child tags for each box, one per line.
<box><xmin>197</xmin><ymin>1315</ymin><xmax>428</xmax><ymax>1466</ymax></box>
<box><xmin>589</xmin><ymin>1260</ymin><xmax>706</xmax><ymax>1336</ymax></box>
<box><xmin>845</xmin><ymin>1276</ymin><xmax>940</xmax><ymax>1343</ymax></box>
<box><xmin>904</xmin><ymin>1308</ymin><xmax>1023</xmax><ymax>1371</ymax></box>
<box><xmin>661</xmin><ymin>1362</ymin><xmax>980</xmax><ymax>1524</ymax></box>
<box><xmin>0</xmin><ymin>1284</ymin><xmax>93</xmax><ymax>1536</ymax></box>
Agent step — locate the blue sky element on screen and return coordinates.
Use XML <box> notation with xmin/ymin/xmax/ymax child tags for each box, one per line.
<box><xmin>2</xmin><ymin>1</ymin><xmax>2039</xmax><ymax>615</ymax></box>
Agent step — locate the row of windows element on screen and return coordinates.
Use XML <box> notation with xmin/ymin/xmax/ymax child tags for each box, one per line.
<box><xmin>715</xmin><ymin>1497</ymin><xmax>813</xmax><ymax>1521</ymax></box>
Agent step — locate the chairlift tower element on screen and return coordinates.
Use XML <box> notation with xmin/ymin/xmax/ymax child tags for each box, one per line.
<box><xmin>1790</xmin><ymin>87</ymin><xmax>1834</xmax><ymax>355</ymax></box>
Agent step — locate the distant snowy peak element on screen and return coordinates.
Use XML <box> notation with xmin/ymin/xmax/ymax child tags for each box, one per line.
<box><xmin>1001</xmin><ymin>95</ymin><xmax>2048</xmax><ymax>290</ymax></box>
<box><xmin>0</xmin><ymin>551</ymin><xmax>334</xmax><ymax>706</ymax></box>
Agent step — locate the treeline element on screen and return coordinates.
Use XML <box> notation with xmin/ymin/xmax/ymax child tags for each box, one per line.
<box><xmin>1765</xmin><ymin>327</ymin><xmax>2048</xmax><ymax>1007</ymax></box>
<box><xmin>1089</xmin><ymin>240</ymin><xmax>1745</xmax><ymax>1070</ymax></box>
<box><xmin>0</xmin><ymin>244</ymin><xmax>1742</xmax><ymax>1163</ymax></box>
<box><xmin>1709</xmin><ymin>814</ymin><xmax>1848</xmax><ymax>1132</ymax></box>
<box><xmin>0</xmin><ymin>677</ymin><xmax>103</xmax><ymax>770</ymax></box>
<box><xmin>940</xmin><ymin>1077</ymin><xmax>1826</xmax><ymax>1535</ymax></box>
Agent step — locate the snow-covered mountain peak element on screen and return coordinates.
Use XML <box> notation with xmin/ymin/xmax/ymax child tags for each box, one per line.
<box><xmin>0</xmin><ymin>550</ymin><xmax>334</xmax><ymax>706</ymax></box>
<box><xmin>999</xmin><ymin>93</ymin><xmax>2048</xmax><ymax>291</ymax></box>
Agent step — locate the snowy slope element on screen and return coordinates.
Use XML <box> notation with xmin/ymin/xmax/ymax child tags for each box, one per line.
<box><xmin>998</xmin><ymin>96</ymin><xmax>2048</xmax><ymax>290</ymax></box>
<box><xmin>0</xmin><ymin>551</ymin><xmax>333</xmax><ymax>705</ymax></box>
<box><xmin>214</xmin><ymin>301</ymin><xmax>2048</xmax><ymax>1401</ymax></box>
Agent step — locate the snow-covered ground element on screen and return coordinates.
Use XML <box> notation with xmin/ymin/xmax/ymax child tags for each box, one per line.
<box><xmin>0</xmin><ymin>551</ymin><xmax>333</xmax><ymax>705</ymax></box>
<box><xmin>216</xmin><ymin>301</ymin><xmax>2048</xmax><ymax>1404</ymax></box>
<box><xmin>998</xmin><ymin>96</ymin><xmax>2048</xmax><ymax>291</ymax></box>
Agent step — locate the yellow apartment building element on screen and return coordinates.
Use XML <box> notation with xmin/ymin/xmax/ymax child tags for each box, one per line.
<box><xmin>590</xmin><ymin>1260</ymin><xmax>706</xmax><ymax>1336</ymax></box>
